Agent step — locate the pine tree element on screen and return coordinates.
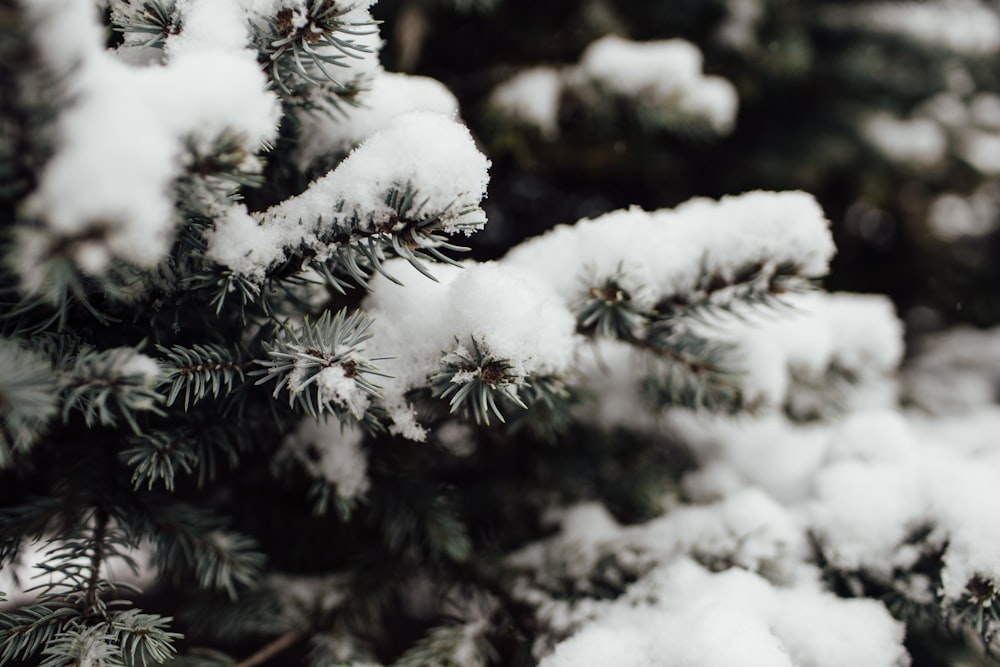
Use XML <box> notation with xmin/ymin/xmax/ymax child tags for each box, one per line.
<box><xmin>3</xmin><ymin>1</ymin><xmax>1000</xmax><ymax>667</ymax></box>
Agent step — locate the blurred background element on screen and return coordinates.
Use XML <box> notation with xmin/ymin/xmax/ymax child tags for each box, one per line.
<box><xmin>372</xmin><ymin>0</ymin><xmax>1000</xmax><ymax>345</ymax></box>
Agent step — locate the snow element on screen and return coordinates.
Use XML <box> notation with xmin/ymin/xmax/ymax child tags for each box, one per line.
<box><xmin>294</xmin><ymin>72</ymin><xmax>460</xmax><ymax>170</ymax></box>
<box><xmin>363</xmin><ymin>260</ymin><xmax>579</xmax><ymax>439</ymax></box>
<box><xmin>21</xmin><ymin>0</ymin><xmax>279</xmax><ymax>278</ymax></box>
<box><xmin>707</xmin><ymin>291</ymin><xmax>903</xmax><ymax>414</ymax></box>
<box><xmin>505</xmin><ymin>191</ymin><xmax>834</xmax><ymax>310</ymax></box>
<box><xmin>903</xmin><ymin>325</ymin><xmax>1000</xmax><ymax>413</ymax></box>
<box><xmin>958</xmin><ymin>129</ymin><xmax>1000</xmax><ymax>175</ymax></box>
<box><xmin>205</xmin><ymin>205</ymin><xmax>288</xmax><ymax>282</ymax></box>
<box><xmin>832</xmin><ymin>0</ymin><xmax>1000</xmax><ymax>56</ymax></box>
<box><xmin>279</xmin><ymin>418</ymin><xmax>370</xmax><ymax>501</ymax></box>
<box><xmin>210</xmin><ymin>112</ymin><xmax>491</xmax><ymax>281</ymax></box>
<box><xmin>926</xmin><ymin>185</ymin><xmax>1000</xmax><ymax>241</ymax></box>
<box><xmin>538</xmin><ymin>560</ymin><xmax>908</xmax><ymax>667</ymax></box>
<box><xmin>113</xmin><ymin>349</ymin><xmax>162</xmax><ymax>384</ymax></box>
<box><xmin>862</xmin><ymin>113</ymin><xmax>947</xmax><ymax>169</ymax></box>
<box><xmin>576</xmin><ymin>35</ymin><xmax>738</xmax><ymax>134</ymax></box>
<box><xmin>716</xmin><ymin>0</ymin><xmax>764</xmax><ymax>52</ymax></box>
<box><xmin>488</xmin><ymin>67</ymin><xmax>564</xmax><ymax>139</ymax></box>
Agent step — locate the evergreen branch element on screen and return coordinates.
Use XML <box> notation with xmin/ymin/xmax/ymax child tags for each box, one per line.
<box><xmin>105</xmin><ymin>609</ymin><xmax>182</xmax><ymax>667</ymax></box>
<box><xmin>370</xmin><ymin>480</ymin><xmax>471</xmax><ymax>563</ymax></box>
<box><xmin>392</xmin><ymin>622</ymin><xmax>495</xmax><ymax>667</ymax></box>
<box><xmin>573</xmin><ymin>269</ymin><xmax>650</xmax><ymax>341</ymax></box>
<box><xmin>83</xmin><ymin>509</ymin><xmax>109</xmax><ymax>619</ymax></box>
<box><xmin>38</xmin><ymin>623</ymin><xmax>123</xmax><ymax>667</ymax></box>
<box><xmin>110</xmin><ymin>0</ymin><xmax>180</xmax><ymax>49</ymax></box>
<box><xmin>0</xmin><ymin>497</ymin><xmax>64</xmax><ymax>565</ymax></box>
<box><xmin>306</xmin><ymin>183</ymin><xmax>480</xmax><ymax>291</ymax></box>
<box><xmin>948</xmin><ymin>576</ymin><xmax>1000</xmax><ymax>651</ymax></box>
<box><xmin>124</xmin><ymin>416</ymin><xmax>259</xmax><ymax>492</ymax></box>
<box><xmin>0</xmin><ymin>337</ymin><xmax>58</xmax><ymax>467</ymax></box>
<box><xmin>259</xmin><ymin>0</ymin><xmax>378</xmax><ymax>100</ymax></box>
<box><xmin>254</xmin><ymin>308</ymin><xmax>387</xmax><ymax>420</ymax></box>
<box><xmin>60</xmin><ymin>346</ymin><xmax>165</xmax><ymax>434</ymax></box>
<box><xmin>175</xmin><ymin>134</ymin><xmax>265</xmax><ymax>217</ymax></box>
<box><xmin>0</xmin><ymin>602</ymin><xmax>79</xmax><ymax>666</ymax></box>
<box><xmin>640</xmin><ymin>326</ymin><xmax>748</xmax><ymax>415</ymax></box>
<box><xmin>156</xmin><ymin>344</ymin><xmax>249</xmax><ymax>411</ymax></box>
<box><xmin>124</xmin><ymin>431</ymin><xmax>198</xmax><ymax>492</ymax></box>
<box><xmin>429</xmin><ymin>338</ymin><xmax>528</xmax><ymax>426</ymax></box>
<box><xmin>136</xmin><ymin>502</ymin><xmax>264</xmax><ymax>599</ymax></box>
<box><xmin>654</xmin><ymin>258</ymin><xmax>814</xmax><ymax>325</ymax></box>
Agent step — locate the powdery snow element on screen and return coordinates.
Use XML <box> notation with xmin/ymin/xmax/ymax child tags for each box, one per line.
<box><xmin>209</xmin><ymin>112</ymin><xmax>491</xmax><ymax>281</ymax></box>
<box><xmin>538</xmin><ymin>560</ymin><xmax>908</xmax><ymax>667</ymax></box>
<box><xmin>21</xmin><ymin>0</ymin><xmax>279</xmax><ymax>278</ymax></box>
<box><xmin>294</xmin><ymin>72</ymin><xmax>460</xmax><ymax>170</ymax></box>
<box><xmin>363</xmin><ymin>260</ymin><xmax>579</xmax><ymax>439</ymax></box>
<box><xmin>505</xmin><ymin>191</ymin><xmax>834</xmax><ymax>310</ymax></box>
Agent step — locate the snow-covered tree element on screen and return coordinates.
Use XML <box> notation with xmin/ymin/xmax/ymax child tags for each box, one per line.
<box><xmin>3</xmin><ymin>1</ymin><xmax>1000</xmax><ymax>666</ymax></box>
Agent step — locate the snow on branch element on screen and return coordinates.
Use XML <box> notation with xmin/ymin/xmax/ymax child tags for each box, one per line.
<box><xmin>488</xmin><ymin>35</ymin><xmax>739</xmax><ymax>139</ymax></box>
<box><xmin>19</xmin><ymin>0</ymin><xmax>279</xmax><ymax>285</ymax></box>
<box><xmin>207</xmin><ymin>112</ymin><xmax>491</xmax><ymax>284</ymax></box>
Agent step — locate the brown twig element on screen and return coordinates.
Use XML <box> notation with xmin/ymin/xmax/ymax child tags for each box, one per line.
<box><xmin>233</xmin><ymin>627</ymin><xmax>309</xmax><ymax>667</ymax></box>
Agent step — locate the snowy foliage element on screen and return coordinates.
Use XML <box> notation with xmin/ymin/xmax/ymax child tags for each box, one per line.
<box><xmin>4</xmin><ymin>0</ymin><xmax>1000</xmax><ymax>666</ymax></box>
<box><xmin>488</xmin><ymin>35</ymin><xmax>738</xmax><ymax>138</ymax></box>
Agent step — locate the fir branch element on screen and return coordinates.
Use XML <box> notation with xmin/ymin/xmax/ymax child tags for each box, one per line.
<box><xmin>0</xmin><ymin>496</ymin><xmax>63</xmax><ymax>565</ymax></box>
<box><xmin>0</xmin><ymin>601</ymin><xmax>79</xmax><ymax>666</ymax></box>
<box><xmin>105</xmin><ymin>609</ymin><xmax>182</xmax><ymax>667</ymax></box>
<box><xmin>110</xmin><ymin>0</ymin><xmax>180</xmax><ymax>49</ymax></box>
<box><xmin>573</xmin><ymin>270</ymin><xmax>649</xmax><ymax>340</ymax></box>
<box><xmin>392</xmin><ymin>622</ymin><xmax>496</xmax><ymax>667</ymax></box>
<box><xmin>0</xmin><ymin>337</ymin><xmax>58</xmax><ymax>467</ymax></box>
<box><xmin>60</xmin><ymin>346</ymin><xmax>165</xmax><ymax>434</ymax></box>
<box><xmin>156</xmin><ymin>343</ymin><xmax>249</xmax><ymax>411</ymax></box>
<box><xmin>640</xmin><ymin>326</ymin><xmax>748</xmax><ymax>415</ymax></box>
<box><xmin>310</xmin><ymin>183</ymin><xmax>480</xmax><ymax>290</ymax></box>
<box><xmin>429</xmin><ymin>338</ymin><xmax>528</xmax><ymax>426</ymax></box>
<box><xmin>38</xmin><ymin>623</ymin><xmax>123</xmax><ymax>667</ymax></box>
<box><xmin>124</xmin><ymin>415</ymin><xmax>259</xmax><ymax>492</ymax></box>
<box><xmin>254</xmin><ymin>308</ymin><xmax>387</xmax><ymax>420</ymax></box>
<box><xmin>949</xmin><ymin>576</ymin><xmax>1000</xmax><ymax>651</ymax></box>
<box><xmin>259</xmin><ymin>0</ymin><xmax>378</xmax><ymax>100</ymax></box>
<box><xmin>135</xmin><ymin>501</ymin><xmax>264</xmax><ymax>599</ymax></box>
<box><xmin>370</xmin><ymin>480</ymin><xmax>471</xmax><ymax>563</ymax></box>
<box><xmin>654</xmin><ymin>258</ymin><xmax>814</xmax><ymax>325</ymax></box>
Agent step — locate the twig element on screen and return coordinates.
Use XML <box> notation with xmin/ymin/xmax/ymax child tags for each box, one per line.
<box><xmin>233</xmin><ymin>627</ymin><xmax>308</xmax><ymax>667</ymax></box>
